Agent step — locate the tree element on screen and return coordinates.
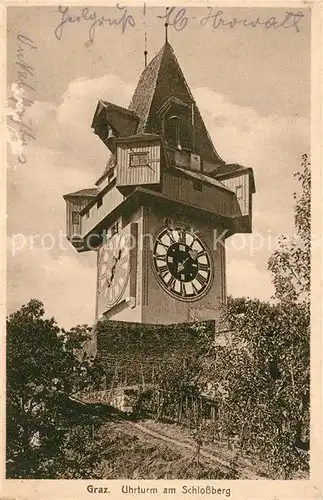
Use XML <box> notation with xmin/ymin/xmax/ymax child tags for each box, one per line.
<box><xmin>215</xmin><ymin>297</ymin><xmax>309</xmax><ymax>478</ymax></box>
<box><xmin>268</xmin><ymin>153</ymin><xmax>310</xmax><ymax>305</ymax></box>
<box><xmin>6</xmin><ymin>299</ymin><xmax>100</xmax><ymax>478</ymax></box>
<box><xmin>202</xmin><ymin>155</ymin><xmax>310</xmax><ymax>478</ymax></box>
<box><xmin>154</xmin><ymin>355</ymin><xmax>205</xmax><ymax>424</ymax></box>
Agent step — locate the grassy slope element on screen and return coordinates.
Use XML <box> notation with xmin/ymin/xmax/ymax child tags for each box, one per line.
<box><xmin>63</xmin><ymin>399</ymin><xmax>307</xmax><ymax>480</ymax></box>
<box><xmin>86</xmin><ymin>419</ymin><xmax>262</xmax><ymax>480</ymax></box>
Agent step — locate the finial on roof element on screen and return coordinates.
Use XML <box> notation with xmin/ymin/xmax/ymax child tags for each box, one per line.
<box><xmin>144</xmin><ymin>32</ymin><xmax>148</xmax><ymax>68</ymax></box>
<box><xmin>165</xmin><ymin>7</ymin><xmax>169</xmax><ymax>44</ymax></box>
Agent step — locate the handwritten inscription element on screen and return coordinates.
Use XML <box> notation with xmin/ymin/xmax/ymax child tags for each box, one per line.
<box><xmin>53</xmin><ymin>5</ymin><xmax>305</xmax><ymax>42</ymax></box>
<box><xmin>157</xmin><ymin>7</ymin><xmax>188</xmax><ymax>31</ymax></box>
<box><xmin>7</xmin><ymin>35</ymin><xmax>37</xmax><ymax>164</ymax></box>
<box><xmin>158</xmin><ymin>7</ymin><xmax>304</xmax><ymax>33</ymax></box>
<box><xmin>54</xmin><ymin>4</ymin><xmax>135</xmax><ymax>43</ymax></box>
<box><xmin>200</xmin><ymin>8</ymin><xmax>304</xmax><ymax>32</ymax></box>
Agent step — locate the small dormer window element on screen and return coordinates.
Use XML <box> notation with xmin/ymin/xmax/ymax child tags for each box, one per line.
<box><xmin>167</xmin><ymin>116</ymin><xmax>181</xmax><ymax>149</ymax></box>
<box><xmin>193</xmin><ymin>180</ymin><xmax>203</xmax><ymax>192</ymax></box>
<box><xmin>72</xmin><ymin>211</ymin><xmax>80</xmax><ymax>224</ymax></box>
<box><xmin>107</xmin><ymin>126</ymin><xmax>115</xmax><ymax>139</ymax></box>
<box><xmin>236</xmin><ymin>186</ymin><xmax>243</xmax><ymax>200</ymax></box>
<box><xmin>129</xmin><ymin>151</ymin><xmax>148</xmax><ymax>167</ymax></box>
<box><xmin>110</xmin><ymin>220</ymin><xmax>120</xmax><ymax>237</ymax></box>
<box><xmin>159</xmin><ymin>99</ymin><xmax>193</xmax><ymax>151</ymax></box>
<box><xmin>106</xmin><ymin>218</ymin><xmax>122</xmax><ymax>239</ymax></box>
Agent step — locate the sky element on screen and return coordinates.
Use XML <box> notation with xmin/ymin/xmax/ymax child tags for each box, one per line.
<box><xmin>6</xmin><ymin>5</ymin><xmax>311</xmax><ymax>328</ymax></box>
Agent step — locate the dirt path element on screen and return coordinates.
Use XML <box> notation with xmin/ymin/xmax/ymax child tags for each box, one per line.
<box><xmin>124</xmin><ymin>420</ymin><xmax>267</xmax><ymax>479</ymax></box>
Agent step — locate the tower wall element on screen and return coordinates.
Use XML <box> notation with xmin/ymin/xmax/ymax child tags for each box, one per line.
<box><xmin>71</xmin><ymin>42</ymin><xmax>255</xmax><ymax>325</ymax></box>
<box><xmin>141</xmin><ymin>204</ymin><xmax>226</xmax><ymax>324</ymax></box>
<box><xmin>96</xmin><ymin>202</ymin><xmax>227</xmax><ymax>325</ymax></box>
<box><xmin>98</xmin><ymin>206</ymin><xmax>145</xmax><ymax>323</ymax></box>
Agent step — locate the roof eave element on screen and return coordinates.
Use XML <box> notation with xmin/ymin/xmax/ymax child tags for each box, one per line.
<box><xmin>63</xmin><ymin>190</ymin><xmax>99</xmax><ymax>201</ymax></box>
<box><xmin>170</xmin><ymin>165</ymin><xmax>235</xmax><ymax>193</ymax></box>
<box><xmin>113</xmin><ymin>133</ymin><xmax>163</xmax><ymax>145</ymax></box>
<box><xmin>215</xmin><ymin>166</ymin><xmax>256</xmax><ymax>194</ymax></box>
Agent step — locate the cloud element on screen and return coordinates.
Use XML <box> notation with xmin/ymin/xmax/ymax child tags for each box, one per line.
<box><xmin>194</xmin><ymin>87</ymin><xmax>309</xmax><ymax>167</ymax></box>
<box><xmin>27</xmin><ymin>74</ymin><xmax>134</xmax><ymax>165</ymax></box>
<box><xmin>194</xmin><ymin>86</ymin><xmax>309</xmax><ymax>296</ymax></box>
<box><xmin>7</xmin><ymin>73</ymin><xmax>136</xmax><ymax>327</ymax></box>
<box><xmin>7</xmin><ymin>236</ymin><xmax>96</xmax><ymax>329</ymax></box>
<box><xmin>227</xmin><ymin>258</ymin><xmax>275</xmax><ymax>301</ymax></box>
<box><xmin>7</xmin><ymin>73</ymin><xmax>137</xmax><ymax>237</ymax></box>
<box><xmin>7</xmin><ymin>75</ymin><xmax>309</xmax><ymax>327</ymax></box>
<box><xmin>194</xmin><ymin>86</ymin><xmax>309</xmax><ymax>228</ymax></box>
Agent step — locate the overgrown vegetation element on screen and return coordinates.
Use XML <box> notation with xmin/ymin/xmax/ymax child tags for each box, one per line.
<box><xmin>6</xmin><ymin>155</ymin><xmax>310</xmax><ymax>479</ymax></box>
<box><xmin>6</xmin><ymin>300</ymin><xmax>104</xmax><ymax>478</ymax></box>
<box><xmin>92</xmin><ymin>422</ymin><xmax>236</xmax><ymax>479</ymax></box>
<box><xmin>127</xmin><ymin>154</ymin><xmax>311</xmax><ymax>479</ymax></box>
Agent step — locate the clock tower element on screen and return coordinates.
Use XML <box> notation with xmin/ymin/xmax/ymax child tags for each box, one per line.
<box><xmin>63</xmin><ymin>42</ymin><xmax>255</xmax><ymax>324</ymax></box>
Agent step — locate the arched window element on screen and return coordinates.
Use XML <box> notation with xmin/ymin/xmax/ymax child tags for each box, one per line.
<box><xmin>165</xmin><ymin>115</ymin><xmax>193</xmax><ymax>150</ymax></box>
<box><xmin>166</xmin><ymin>116</ymin><xmax>181</xmax><ymax>149</ymax></box>
<box><xmin>181</xmin><ymin>119</ymin><xmax>193</xmax><ymax>150</ymax></box>
<box><xmin>158</xmin><ymin>98</ymin><xmax>194</xmax><ymax>151</ymax></box>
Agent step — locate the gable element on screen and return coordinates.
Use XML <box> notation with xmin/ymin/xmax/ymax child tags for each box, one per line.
<box><xmin>129</xmin><ymin>43</ymin><xmax>224</xmax><ymax>164</ymax></box>
<box><xmin>96</xmin><ymin>42</ymin><xmax>232</xmax><ymax>184</ymax></box>
<box><xmin>128</xmin><ymin>48</ymin><xmax>165</xmax><ymax>133</ymax></box>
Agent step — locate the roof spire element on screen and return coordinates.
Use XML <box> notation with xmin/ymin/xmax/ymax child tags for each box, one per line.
<box><xmin>144</xmin><ymin>32</ymin><xmax>148</xmax><ymax>68</ymax></box>
<box><xmin>165</xmin><ymin>7</ymin><xmax>169</xmax><ymax>44</ymax></box>
<box><xmin>143</xmin><ymin>3</ymin><xmax>148</xmax><ymax>68</ymax></box>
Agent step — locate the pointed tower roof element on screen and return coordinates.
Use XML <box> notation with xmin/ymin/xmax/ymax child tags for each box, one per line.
<box><xmin>128</xmin><ymin>42</ymin><xmax>224</xmax><ymax>164</ymax></box>
<box><xmin>127</xmin><ymin>44</ymin><xmax>165</xmax><ymax>133</ymax></box>
<box><xmin>96</xmin><ymin>42</ymin><xmax>225</xmax><ymax>184</ymax></box>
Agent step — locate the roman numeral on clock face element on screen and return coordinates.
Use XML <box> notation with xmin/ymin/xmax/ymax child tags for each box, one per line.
<box><xmin>158</xmin><ymin>264</ymin><xmax>169</xmax><ymax>277</ymax></box>
<box><xmin>156</xmin><ymin>238</ymin><xmax>169</xmax><ymax>250</ymax></box>
<box><xmin>178</xmin><ymin>230</ymin><xmax>186</xmax><ymax>244</ymax></box>
<box><xmin>167</xmin><ymin>276</ymin><xmax>176</xmax><ymax>289</ymax></box>
<box><xmin>155</xmin><ymin>253</ymin><xmax>167</xmax><ymax>262</ymax></box>
<box><xmin>196</xmin><ymin>273</ymin><xmax>207</xmax><ymax>286</ymax></box>
<box><xmin>167</xmin><ymin>231</ymin><xmax>176</xmax><ymax>244</ymax></box>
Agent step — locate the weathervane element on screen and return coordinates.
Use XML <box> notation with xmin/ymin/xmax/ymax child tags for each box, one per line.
<box><xmin>143</xmin><ymin>3</ymin><xmax>148</xmax><ymax>68</ymax></box>
<box><xmin>144</xmin><ymin>32</ymin><xmax>148</xmax><ymax>68</ymax></box>
<box><xmin>165</xmin><ymin>7</ymin><xmax>169</xmax><ymax>43</ymax></box>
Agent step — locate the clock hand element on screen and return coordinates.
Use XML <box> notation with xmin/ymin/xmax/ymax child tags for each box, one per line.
<box><xmin>107</xmin><ymin>265</ymin><xmax>115</xmax><ymax>287</ymax></box>
<box><xmin>107</xmin><ymin>249</ymin><xmax>122</xmax><ymax>287</ymax></box>
<box><xmin>177</xmin><ymin>262</ymin><xmax>184</xmax><ymax>272</ymax></box>
<box><xmin>189</xmin><ymin>249</ymin><xmax>198</xmax><ymax>260</ymax></box>
<box><xmin>177</xmin><ymin>257</ymin><xmax>190</xmax><ymax>273</ymax></box>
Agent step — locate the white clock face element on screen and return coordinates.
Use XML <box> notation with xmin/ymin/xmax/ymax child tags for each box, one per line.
<box><xmin>98</xmin><ymin>236</ymin><xmax>130</xmax><ymax>308</ymax></box>
<box><xmin>153</xmin><ymin>225</ymin><xmax>213</xmax><ymax>301</ymax></box>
